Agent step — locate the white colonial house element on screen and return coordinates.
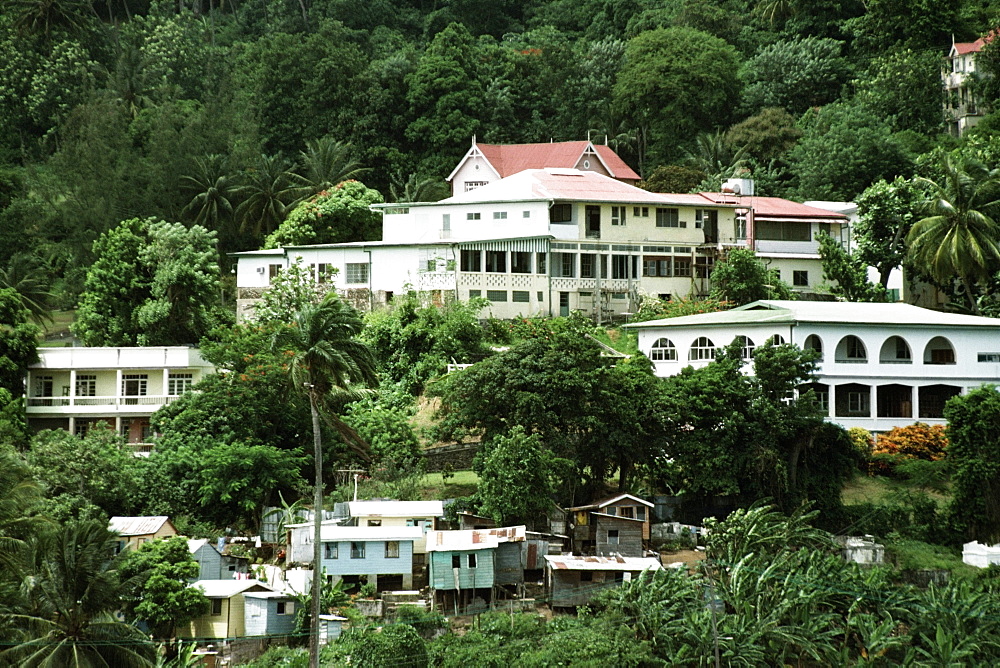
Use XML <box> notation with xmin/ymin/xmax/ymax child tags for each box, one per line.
<box><xmin>944</xmin><ymin>35</ymin><xmax>990</xmax><ymax>137</ymax></box>
<box><xmin>627</xmin><ymin>300</ymin><xmax>1000</xmax><ymax>432</ymax></box>
<box><xmin>25</xmin><ymin>346</ymin><xmax>214</xmax><ymax>454</ymax></box>
<box><xmin>233</xmin><ymin>169</ymin><xmax>849</xmax><ymax>321</ymax></box>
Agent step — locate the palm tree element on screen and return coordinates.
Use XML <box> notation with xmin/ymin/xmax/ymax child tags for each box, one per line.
<box><xmin>181</xmin><ymin>154</ymin><xmax>237</xmax><ymax>230</ymax></box>
<box><xmin>270</xmin><ymin>293</ymin><xmax>377</xmax><ymax>668</ymax></box>
<box><xmin>5</xmin><ymin>0</ymin><xmax>95</xmax><ymax>41</ymax></box>
<box><xmin>389</xmin><ymin>171</ymin><xmax>449</xmax><ymax>203</ymax></box>
<box><xmin>0</xmin><ymin>449</ymin><xmax>45</xmax><ymax>574</ymax></box>
<box><xmin>287</xmin><ymin>138</ymin><xmax>369</xmax><ymax>202</ymax></box>
<box><xmin>683</xmin><ymin>130</ymin><xmax>748</xmax><ymax>180</ymax></box>
<box><xmin>2</xmin><ymin>520</ymin><xmax>156</xmax><ymax>667</ymax></box>
<box><xmin>908</xmin><ymin>156</ymin><xmax>1000</xmax><ymax>314</ymax></box>
<box><xmin>233</xmin><ymin>154</ymin><xmax>298</xmax><ymax>241</ymax></box>
<box><xmin>0</xmin><ymin>254</ymin><xmax>55</xmax><ymax>325</ymax></box>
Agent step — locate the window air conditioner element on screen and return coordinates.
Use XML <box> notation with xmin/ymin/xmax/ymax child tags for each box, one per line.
<box><xmin>256</xmin><ymin>266</ymin><xmax>265</xmax><ymax>274</ymax></box>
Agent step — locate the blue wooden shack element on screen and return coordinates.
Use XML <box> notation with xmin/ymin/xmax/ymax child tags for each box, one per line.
<box><xmin>243</xmin><ymin>591</ymin><xmax>297</xmax><ymax>637</ymax></box>
<box><xmin>287</xmin><ymin>523</ymin><xmax>423</xmax><ymax>591</ymax></box>
<box><xmin>426</xmin><ymin>526</ymin><xmax>526</xmax><ymax>613</ymax></box>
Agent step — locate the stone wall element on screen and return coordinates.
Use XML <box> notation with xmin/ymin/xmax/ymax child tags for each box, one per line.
<box><xmin>424</xmin><ymin>442</ymin><xmax>480</xmax><ymax>473</ymax></box>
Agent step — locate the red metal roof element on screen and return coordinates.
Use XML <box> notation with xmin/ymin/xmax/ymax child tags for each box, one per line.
<box><xmin>955</xmin><ymin>38</ymin><xmax>986</xmax><ymax>55</ymax></box>
<box><xmin>476</xmin><ymin>141</ymin><xmax>640</xmax><ymax>181</ymax></box>
<box><xmin>699</xmin><ymin>193</ymin><xmax>848</xmax><ymax>220</ymax></box>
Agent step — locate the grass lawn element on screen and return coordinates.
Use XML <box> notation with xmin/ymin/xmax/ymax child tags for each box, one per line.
<box><xmin>419</xmin><ymin>470</ymin><xmax>479</xmax><ymax>500</ymax></box>
<box><xmin>39</xmin><ymin>310</ymin><xmax>75</xmax><ymax>346</ymax></box>
<box><xmin>841</xmin><ymin>472</ymin><xmax>951</xmax><ymax>508</ymax></box>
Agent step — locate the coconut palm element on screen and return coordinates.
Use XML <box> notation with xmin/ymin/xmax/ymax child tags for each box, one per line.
<box><xmin>683</xmin><ymin>130</ymin><xmax>748</xmax><ymax>180</ymax></box>
<box><xmin>0</xmin><ymin>254</ymin><xmax>54</xmax><ymax>325</ymax></box>
<box><xmin>234</xmin><ymin>154</ymin><xmax>298</xmax><ymax>241</ymax></box>
<box><xmin>4</xmin><ymin>0</ymin><xmax>95</xmax><ymax>40</ymax></box>
<box><xmin>181</xmin><ymin>154</ymin><xmax>237</xmax><ymax>230</ymax></box>
<box><xmin>270</xmin><ymin>293</ymin><xmax>377</xmax><ymax>668</ymax></box>
<box><xmin>287</xmin><ymin>137</ymin><xmax>369</xmax><ymax>202</ymax></box>
<box><xmin>2</xmin><ymin>519</ymin><xmax>156</xmax><ymax>667</ymax></box>
<box><xmin>389</xmin><ymin>171</ymin><xmax>449</xmax><ymax>203</ymax></box>
<box><xmin>907</xmin><ymin>156</ymin><xmax>1000</xmax><ymax>314</ymax></box>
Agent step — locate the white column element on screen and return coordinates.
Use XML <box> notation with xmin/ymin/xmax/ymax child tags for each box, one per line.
<box><xmin>869</xmin><ymin>385</ymin><xmax>877</xmax><ymax>419</ymax></box>
<box><xmin>69</xmin><ymin>369</ymin><xmax>76</xmax><ymax>406</ymax></box>
<box><xmin>162</xmin><ymin>368</ymin><xmax>170</xmax><ymax>398</ymax></box>
<box><xmin>912</xmin><ymin>385</ymin><xmax>920</xmax><ymax>419</ymax></box>
<box><xmin>68</xmin><ymin>416</ymin><xmax>75</xmax><ymax>435</ymax></box>
<box><xmin>115</xmin><ymin>369</ymin><xmax>123</xmax><ymax>406</ymax></box>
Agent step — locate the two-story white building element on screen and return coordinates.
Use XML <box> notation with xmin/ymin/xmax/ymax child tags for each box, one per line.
<box><xmin>628</xmin><ymin>300</ymin><xmax>1000</xmax><ymax>432</ymax></box>
<box><xmin>944</xmin><ymin>35</ymin><xmax>989</xmax><ymax>136</ymax></box>
<box><xmin>25</xmin><ymin>346</ymin><xmax>214</xmax><ymax>453</ymax></box>
<box><xmin>233</xmin><ymin>169</ymin><xmax>851</xmax><ymax>321</ymax></box>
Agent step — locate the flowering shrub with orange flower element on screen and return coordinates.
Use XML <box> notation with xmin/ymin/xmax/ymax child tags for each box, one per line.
<box><xmin>869</xmin><ymin>423</ymin><xmax>948</xmax><ymax>475</ymax></box>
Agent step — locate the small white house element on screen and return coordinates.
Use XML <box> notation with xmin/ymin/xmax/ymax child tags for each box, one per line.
<box><xmin>627</xmin><ymin>299</ymin><xmax>1000</xmax><ymax>432</ymax></box>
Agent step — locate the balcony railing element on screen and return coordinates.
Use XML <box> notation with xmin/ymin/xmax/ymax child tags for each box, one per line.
<box><xmin>26</xmin><ymin>395</ymin><xmax>180</xmax><ymax>409</ymax></box>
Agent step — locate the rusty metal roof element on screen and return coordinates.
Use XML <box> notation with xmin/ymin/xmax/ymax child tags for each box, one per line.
<box><xmin>543</xmin><ymin>555</ymin><xmax>663</xmax><ymax>572</ymax></box>
<box><xmin>108</xmin><ymin>516</ymin><xmax>175</xmax><ymax>537</ymax></box>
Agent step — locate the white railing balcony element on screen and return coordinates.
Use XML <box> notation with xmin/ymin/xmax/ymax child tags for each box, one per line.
<box><xmin>26</xmin><ymin>395</ymin><xmax>179</xmax><ymax>412</ymax></box>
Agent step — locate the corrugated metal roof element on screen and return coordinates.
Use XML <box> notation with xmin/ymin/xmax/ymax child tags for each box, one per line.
<box><xmin>192</xmin><ymin>579</ymin><xmax>273</xmax><ymax>598</ymax></box>
<box><xmin>348</xmin><ymin>500</ymin><xmax>445</xmax><ymax>518</ymax></box>
<box><xmin>426</xmin><ymin>526</ymin><xmax>527</xmax><ymax>552</ymax></box>
<box><xmin>543</xmin><ymin>555</ymin><xmax>663</xmax><ymax>571</ymax></box>
<box><xmin>471</xmin><ymin>141</ymin><xmax>641</xmax><ymax>181</ymax></box>
<box><xmin>567</xmin><ymin>493</ymin><xmax>654</xmax><ymax>511</ymax></box>
<box><xmin>627</xmin><ymin>300</ymin><xmax>1000</xmax><ymax>330</ymax></box>
<box><xmin>699</xmin><ymin>193</ymin><xmax>848</xmax><ymax>220</ymax></box>
<box><xmin>441</xmin><ymin>170</ymin><xmax>727</xmax><ymax>206</ymax></box>
<box><xmin>108</xmin><ymin>516</ymin><xmax>173</xmax><ymax>537</ymax></box>
<box><xmin>243</xmin><ymin>591</ymin><xmax>295</xmax><ymax>599</ymax></box>
<box><xmin>289</xmin><ymin>525</ymin><xmax>424</xmax><ymax>542</ymax></box>
<box><xmin>954</xmin><ymin>38</ymin><xmax>986</xmax><ymax>55</ymax></box>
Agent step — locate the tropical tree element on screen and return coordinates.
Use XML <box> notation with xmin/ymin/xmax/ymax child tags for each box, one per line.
<box><xmin>288</xmin><ymin>137</ymin><xmax>369</xmax><ymax>200</ymax></box>
<box><xmin>0</xmin><ymin>445</ymin><xmax>44</xmax><ymax>573</ymax></box>
<box><xmin>0</xmin><ymin>253</ymin><xmax>53</xmax><ymax>325</ymax></box>
<box><xmin>270</xmin><ymin>293</ymin><xmax>377</xmax><ymax>667</ymax></box>
<box><xmin>389</xmin><ymin>172</ymin><xmax>449</xmax><ymax>203</ymax></box>
<box><xmin>2</xmin><ymin>520</ymin><xmax>156</xmax><ymax>667</ymax></box>
<box><xmin>907</xmin><ymin>156</ymin><xmax>1000</xmax><ymax>314</ymax></box>
<box><xmin>234</xmin><ymin>154</ymin><xmax>297</xmax><ymax>241</ymax></box>
<box><xmin>181</xmin><ymin>154</ymin><xmax>237</xmax><ymax>231</ymax></box>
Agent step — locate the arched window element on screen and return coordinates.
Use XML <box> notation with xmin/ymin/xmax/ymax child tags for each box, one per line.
<box><xmin>924</xmin><ymin>336</ymin><xmax>956</xmax><ymax>365</ymax></box>
<box><xmin>766</xmin><ymin>334</ymin><xmax>786</xmax><ymax>346</ymax></box>
<box><xmin>836</xmin><ymin>335</ymin><xmax>867</xmax><ymax>363</ymax></box>
<box><xmin>689</xmin><ymin>337</ymin><xmax>716</xmax><ymax>361</ymax></box>
<box><xmin>734</xmin><ymin>335</ymin><xmax>755</xmax><ymax>359</ymax></box>
<box><xmin>804</xmin><ymin>334</ymin><xmax>823</xmax><ymax>361</ymax></box>
<box><xmin>650</xmin><ymin>338</ymin><xmax>677</xmax><ymax>361</ymax></box>
<box><xmin>879</xmin><ymin>336</ymin><xmax>912</xmax><ymax>364</ymax></box>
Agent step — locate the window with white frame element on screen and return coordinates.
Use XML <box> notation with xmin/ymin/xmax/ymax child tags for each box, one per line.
<box><xmin>493</xmin><ymin>211</ymin><xmax>507</xmax><ymax>220</ymax></box>
<box><xmin>611</xmin><ymin>206</ymin><xmax>626</xmax><ymax>226</ymax></box>
<box><xmin>848</xmin><ymin>391</ymin><xmax>869</xmax><ymax>414</ymax></box>
<box><xmin>325</xmin><ymin>543</ymin><xmax>338</xmax><ymax>559</ymax></box>
<box><xmin>75</xmin><ymin>374</ymin><xmax>96</xmax><ymax>397</ymax></box>
<box><xmin>736</xmin><ymin>336</ymin><xmax>755</xmax><ymax>360</ymax></box>
<box><xmin>467</xmin><ymin>554</ymin><xmax>477</xmax><ymax>568</ymax></box>
<box><xmin>316</xmin><ymin>263</ymin><xmax>334</xmax><ymax>284</ymax></box>
<box><xmin>633</xmin><ymin>206</ymin><xmax>649</xmax><ymax>217</ymax></box>
<box><xmin>689</xmin><ymin>337</ymin><xmax>716</xmax><ymax>361</ymax></box>
<box><xmin>767</xmin><ymin>334</ymin><xmax>786</xmax><ymax>346</ymax></box>
<box><xmin>793</xmin><ymin>270</ymin><xmax>809</xmax><ymax>287</ymax></box>
<box><xmin>650</xmin><ymin>338</ymin><xmax>677</xmax><ymax>361</ymax></box>
<box><xmin>385</xmin><ymin>541</ymin><xmax>399</xmax><ymax>558</ymax></box>
<box><xmin>345</xmin><ymin>263</ymin><xmax>368</xmax><ymax>284</ymax></box>
<box><xmin>121</xmin><ymin>374</ymin><xmax>148</xmax><ymax>399</ymax></box>
<box><xmin>467</xmin><ymin>212</ymin><xmax>481</xmax><ymax>220</ymax></box>
<box><xmin>465</xmin><ymin>181</ymin><xmax>488</xmax><ymax>192</ymax></box>
<box><xmin>168</xmin><ymin>373</ymin><xmax>193</xmax><ymax>396</ymax></box>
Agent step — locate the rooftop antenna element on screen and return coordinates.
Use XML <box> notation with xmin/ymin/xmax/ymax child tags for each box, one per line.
<box><xmin>471</xmin><ymin>134</ymin><xmax>476</xmax><ymax>146</ymax></box>
<box><xmin>605</xmin><ymin>135</ymin><xmax>609</xmax><ymax>146</ymax></box>
<box><xmin>587</xmin><ymin>129</ymin><xmax>591</xmax><ymax>141</ymax></box>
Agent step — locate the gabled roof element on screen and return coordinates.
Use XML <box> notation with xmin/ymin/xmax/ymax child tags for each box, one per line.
<box><xmin>109</xmin><ymin>516</ymin><xmax>175</xmax><ymax>537</ymax></box>
<box><xmin>193</xmin><ymin>579</ymin><xmax>273</xmax><ymax>598</ymax></box>
<box><xmin>348</xmin><ymin>500</ymin><xmax>444</xmax><ymax>518</ymax></box>
<box><xmin>426</xmin><ymin>526</ymin><xmax>527</xmax><ymax>552</ymax></box>
<box><xmin>188</xmin><ymin>538</ymin><xmax>219</xmax><ymax>555</ymax></box>
<box><xmin>448</xmin><ymin>140</ymin><xmax>640</xmax><ymax>183</ymax></box>
<box><xmin>626</xmin><ymin>299</ymin><xmax>1000</xmax><ymax>329</ymax></box>
<box><xmin>567</xmin><ymin>493</ymin><xmax>654</xmax><ymax>512</ymax></box>
<box><xmin>543</xmin><ymin>555</ymin><xmax>663</xmax><ymax>572</ymax></box>
<box><xmin>953</xmin><ymin>38</ymin><xmax>987</xmax><ymax>55</ymax></box>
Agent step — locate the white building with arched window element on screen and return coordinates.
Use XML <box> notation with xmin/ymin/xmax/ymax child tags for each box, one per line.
<box><xmin>628</xmin><ymin>300</ymin><xmax>1000</xmax><ymax>432</ymax></box>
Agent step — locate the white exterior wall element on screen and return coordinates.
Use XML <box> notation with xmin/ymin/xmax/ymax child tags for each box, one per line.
<box><xmin>383</xmin><ymin>202</ymin><xmax>550</xmax><ymax>244</ymax></box>
<box><xmin>963</xmin><ymin>541</ymin><xmax>1000</xmax><ymax>568</ymax></box>
<box><xmin>637</xmin><ymin>322</ymin><xmax>1000</xmax><ymax>432</ymax></box>
<box><xmin>450</xmin><ymin>154</ymin><xmax>501</xmax><ymax>196</ymax></box>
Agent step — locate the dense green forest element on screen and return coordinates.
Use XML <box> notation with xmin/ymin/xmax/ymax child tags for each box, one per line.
<box><xmin>5</xmin><ymin>0</ymin><xmax>1000</xmax><ymax>311</ymax></box>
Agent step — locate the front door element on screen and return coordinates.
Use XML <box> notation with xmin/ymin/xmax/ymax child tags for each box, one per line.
<box><xmin>559</xmin><ymin>292</ymin><xmax>570</xmax><ymax>317</ymax></box>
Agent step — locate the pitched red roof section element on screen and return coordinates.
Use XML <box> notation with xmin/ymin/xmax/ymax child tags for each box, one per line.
<box><xmin>476</xmin><ymin>141</ymin><xmax>640</xmax><ymax>181</ymax></box>
<box><xmin>699</xmin><ymin>193</ymin><xmax>848</xmax><ymax>220</ymax></box>
<box><xmin>955</xmin><ymin>38</ymin><xmax>986</xmax><ymax>55</ymax></box>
